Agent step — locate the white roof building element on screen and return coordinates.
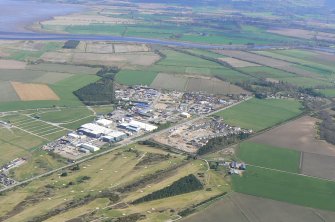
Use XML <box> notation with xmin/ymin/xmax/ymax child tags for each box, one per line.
<box><xmin>80</xmin><ymin>123</ymin><xmax>112</xmax><ymax>135</ymax></box>
<box><xmin>96</xmin><ymin>119</ymin><xmax>113</xmax><ymax>127</ymax></box>
<box><xmin>108</xmin><ymin>130</ymin><xmax>127</xmax><ymax>138</ymax></box>
<box><xmin>80</xmin><ymin>143</ymin><xmax>100</xmax><ymax>152</ymax></box>
<box><xmin>129</xmin><ymin>120</ymin><xmax>157</xmax><ymax>132</ymax></box>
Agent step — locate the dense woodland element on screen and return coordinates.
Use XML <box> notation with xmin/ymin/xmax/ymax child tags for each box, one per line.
<box><xmin>132</xmin><ymin>174</ymin><xmax>203</xmax><ymax>204</ymax></box>
<box><xmin>63</xmin><ymin>40</ymin><xmax>80</xmax><ymax>49</ymax></box>
<box><xmin>318</xmin><ymin>110</ymin><xmax>335</xmax><ymax>145</ymax></box>
<box><xmin>74</xmin><ymin>67</ymin><xmax>119</xmax><ymax>105</ymax></box>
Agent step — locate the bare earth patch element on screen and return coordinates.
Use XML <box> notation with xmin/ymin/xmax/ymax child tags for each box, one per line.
<box><xmin>249</xmin><ymin>116</ymin><xmax>335</xmax><ymax>157</ymax></box>
<box><xmin>11</xmin><ymin>81</ymin><xmax>59</xmax><ymax>101</ymax></box>
<box><xmin>218</xmin><ymin>57</ymin><xmax>261</xmax><ymax>68</ymax></box>
<box><xmin>301</xmin><ymin>152</ymin><xmax>335</xmax><ymax>180</ymax></box>
<box><xmin>183</xmin><ymin>193</ymin><xmax>335</xmax><ymax>222</ymax></box>
<box><xmin>0</xmin><ymin>60</ymin><xmax>26</xmax><ymax>70</ymax></box>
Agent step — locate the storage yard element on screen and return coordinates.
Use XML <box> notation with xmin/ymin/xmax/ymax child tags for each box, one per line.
<box><xmin>154</xmin><ymin>117</ymin><xmax>252</xmax><ymax>153</ymax></box>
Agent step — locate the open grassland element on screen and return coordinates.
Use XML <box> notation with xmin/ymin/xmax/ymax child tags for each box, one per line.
<box><xmin>186</xmin><ymin>49</ymin><xmax>224</xmax><ymax>59</ymax></box>
<box><xmin>237</xmin><ymin>66</ymin><xmax>295</xmax><ymax>79</ymax></box>
<box><xmin>0</xmin><ymin>126</ymin><xmax>65</xmax><ymax>181</ymax></box>
<box><xmin>2</xmin><ymin>114</ymin><xmax>69</xmax><ymax>141</ymax></box>
<box><xmin>5</xmin><ymin>42</ymin><xmax>63</xmax><ymax>61</ymax></box>
<box><xmin>182</xmin><ymin>193</ymin><xmax>335</xmax><ymax>222</ymax></box>
<box><xmin>238</xmin><ymin>142</ymin><xmax>300</xmax><ymax>173</ymax></box>
<box><xmin>26</xmin><ymin>63</ymin><xmax>99</xmax><ymax>75</ymax></box>
<box><xmin>0</xmin><ymin>127</ymin><xmax>44</xmax><ymax>166</ymax></box>
<box><xmin>158</xmin><ymin>50</ymin><xmax>222</xmax><ymax>69</ymax></box>
<box><xmin>277</xmin><ymin>76</ymin><xmax>331</xmax><ymax>88</ymax></box>
<box><xmin>115</xmin><ymin>70</ymin><xmax>158</xmax><ymax>86</ymax></box>
<box><xmin>232</xmin><ymin>166</ymin><xmax>335</xmax><ymax>212</ymax></box>
<box><xmin>316</xmin><ymin>89</ymin><xmax>335</xmax><ymax>98</ymax></box>
<box><xmin>0</xmin><ymin>144</ymin><xmax>228</xmax><ymax>222</ymax></box>
<box><xmin>216</xmin><ymin>98</ymin><xmax>303</xmax><ymax>132</ymax></box>
<box><xmin>38</xmin><ymin>107</ymin><xmax>94</xmax><ymax>124</ymax></box>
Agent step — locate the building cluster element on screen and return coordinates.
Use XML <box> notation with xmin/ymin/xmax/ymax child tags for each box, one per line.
<box><xmin>115</xmin><ymin>86</ymin><xmax>160</xmax><ymax>104</ymax></box>
<box><xmin>43</xmin><ymin>86</ymin><xmax>245</xmax><ymax>159</ymax></box>
<box><xmin>227</xmin><ymin>161</ymin><xmax>247</xmax><ymax>175</ymax></box>
<box><xmin>154</xmin><ymin>117</ymin><xmax>252</xmax><ymax>153</ymax></box>
<box><xmin>0</xmin><ymin>173</ymin><xmax>16</xmax><ymax>187</ymax></box>
<box><xmin>181</xmin><ymin>92</ymin><xmax>235</xmax><ymax>115</ymax></box>
<box><xmin>43</xmin><ymin>115</ymin><xmax>158</xmax><ymax>160</ymax></box>
<box><xmin>0</xmin><ymin>158</ymin><xmax>25</xmax><ymax>187</ymax></box>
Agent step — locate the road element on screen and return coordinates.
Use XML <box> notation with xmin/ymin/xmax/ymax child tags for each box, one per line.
<box><xmin>0</xmin><ymin>97</ymin><xmax>252</xmax><ymax>193</ymax></box>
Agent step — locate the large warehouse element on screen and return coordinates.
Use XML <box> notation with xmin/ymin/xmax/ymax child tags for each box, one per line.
<box><xmin>78</xmin><ymin>123</ymin><xmax>126</xmax><ymax>140</ymax></box>
<box><xmin>118</xmin><ymin>120</ymin><xmax>157</xmax><ymax>132</ymax></box>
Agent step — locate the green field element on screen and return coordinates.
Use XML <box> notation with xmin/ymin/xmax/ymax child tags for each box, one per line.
<box><xmin>216</xmin><ymin>98</ymin><xmax>303</xmax><ymax>131</ymax></box>
<box><xmin>277</xmin><ymin>76</ymin><xmax>331</xmax><ymax>88</ymax></box>
<box><xmin>316</xmin><ymin>88</ymin><xmax>335</xmax><ymax>98</ymax></box>
<box><xmin>6</xmin><ymin>42</ymin><xmax>63</xmax><ymax>61</ymax></box>
<box><xmin>232</xmin><ymin>166</ymin><xmax>335</xmax><ymax>212</ymax></box>
<box><xmin>158</xmin><ymin>50</ymin><xmax>223</xmax><ymax>68</ymax></box>
<box><xmin>115</xmin><ymin>70</ymin><xmax>158</xmax><ymax>86</ymax></box>
<box><xmin>0</xmin><ymin>75</ymin><xmax>100</xmax><ymax>112</ymax></box>
<box><xmin>237</xmin><ymin>66</ymin><xmax>296</xmax><ymax>79</ymax></box>
<box><xmin>238</xmin><ymin>142</ymin><xmax>300</xmax><ymax>173</ymax></box>
<box><xmin>39</xmin><ymin>107</ymin><xmax>93</xmax><ymax>124</ymax></box>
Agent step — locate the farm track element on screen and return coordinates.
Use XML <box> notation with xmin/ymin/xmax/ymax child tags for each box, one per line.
<box><xmin>247</xmin><ymin>163</ymin><xmax>335</xmax><ymax>183</ymax></box>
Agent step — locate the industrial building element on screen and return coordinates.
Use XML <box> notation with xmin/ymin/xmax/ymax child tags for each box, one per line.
<box><xmin>102</xmin><ymin>130</ymin><xmax>127</xmax><ymax>142</ymax></box>
<box><xmin>78</xmin><ymin>122</ymin><xmax>127</xmax><ymax>143</ymax></box>
<box><xmin>96</xmin><ymin>119</ymin><xmax>113</xmax><ymax>128</ymax></box>
<box><xmin>80</xmin><ymin>143</ymin><xmax>100</xmax><ymax>152</ymax></box>
<box><xmin>118</xmin><ymin>120</ymin><xmax>157</xmax><ymax>132</ymax></box>
<box><xmin>180</xmin><ymin>112</ymin><xmax>191</xmax><ymax>118</ymax></box>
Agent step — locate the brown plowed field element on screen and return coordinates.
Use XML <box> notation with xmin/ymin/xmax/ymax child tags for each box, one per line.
<box><xmin>301</xmin><ymin>152</ymin><xmax>335</xmax><ymax>181</ymax></box>
<box><xmin>0</xmin><ymin>60</ymin><xmax>26</xmax><ymax>70</ymax></box>
<box><xmin>182</xmin><ymin>193</ymin><xmax>335</xmax><ymax>222</ymax></box>
<box><xmin>11</xmin><ymin>81</ymin><xmax>59</xmax><ymax>101</ymax></box>
<box><xmin>249</xmin><ymin>116</ymin><xmax>335</xmax><ymax>157</ymax></box>
<box><xmin>218</xmin><ymin>57</ymin><xmax>261</xmax><ymax>68</ymax></box>
<box><xmin>215</xmin><ymin>50</ymin><xmax>317</xmax><ymax>78</ymax></box>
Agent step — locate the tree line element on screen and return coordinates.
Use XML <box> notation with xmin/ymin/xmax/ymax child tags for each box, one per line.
<box><xmin>132</xmin><ymin>174</ymin><xmax>203</xmax><ymax>204</ymax></box>
<box><xmin>197</xmin><ymin>133</ymin><xmax>249</xmax><ymax>155</ymax></box>
<box><xmin>318</xmin><ymin>110</ymin><xmax>335</xmax><ymax>145</ymax></box>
